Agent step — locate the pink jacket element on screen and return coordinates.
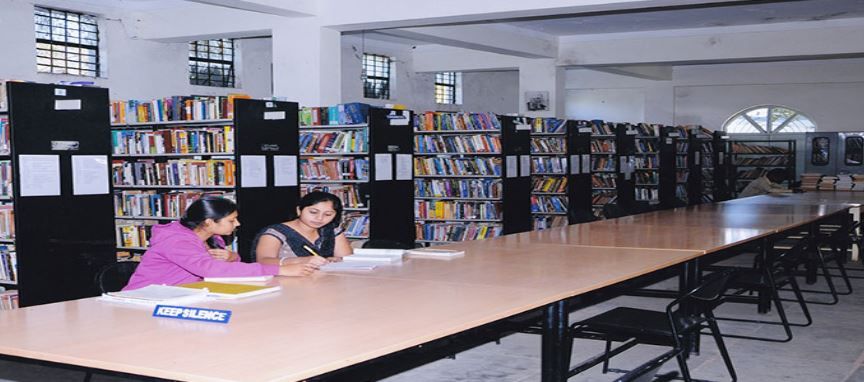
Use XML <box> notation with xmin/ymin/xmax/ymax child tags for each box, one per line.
<box><xmin>123</xmin><ymin>221</ymin><xmax>278</xmax><ymax>290</ymax></box>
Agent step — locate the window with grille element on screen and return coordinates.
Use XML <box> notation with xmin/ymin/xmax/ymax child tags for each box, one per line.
<box><xmin>723</xmin><ymin>105</ymin><xmax>816</xmax><ymax>134</ymax></box>
<box><xmin>189</xmin><ymin>39</ymin><xmax>236</xmax><ymax>88</ymax></box>
<box><xmin>435</xmin><ymin>72</ymin><xmax>462</xmax><ymax>104</ymax></box>
<box><xmin>363</xmin><ymin>54</ymin><xmax>391</xmax><ymax>99</ymax></box>
<box><xmin>34</xmin><ymin>6</ymin><xmax>100</xmax><ymax>77</ymax></box>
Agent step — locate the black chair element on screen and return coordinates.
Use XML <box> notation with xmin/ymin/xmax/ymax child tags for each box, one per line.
<box><xmin>568</xmin><ymin>270</ymin><xmax>737</xmax><ymax>382</ymax></box>
<box><xmin>95</xmin><ymin>261</ymin><xmax>139</xmax><ymax>294</ymax></box>
<box><xmin>362</xmin><ymin>239</ymin><xmax>413</xmax><ymax>250</ymax></box>
<box><xmin>711</xmin><ymin>236</ymin><xmax>812</xmax><ymax>343</ymax></box>
<box><xmin>570</xmin><ymin>208</ymin><xmax>600</xmax><ymax>224</ymax></box>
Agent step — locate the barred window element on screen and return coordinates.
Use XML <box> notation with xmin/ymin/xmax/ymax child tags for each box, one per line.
<box><xmin>363</xmin><ymin>53</ymin><xmax>391</xmax><ymax>99</ymax></box>
<box><xmin>435</xmin><ymin>72</ymin><xmax>462</xmax><ymax>104</ymax></box>
<box><xmin>189</xmin><ymin>39</ymin><xmax>236</xmax><ymax>88</ymax></box>
<box><xmin>724</xmin><ymin>105</ymin><xmax>815</xmax><ymax>134</ymax></box>
<box><xmin>34</xmin><ymin>6</ymin><xmax>100</xmax><ymax>77</ymax></box>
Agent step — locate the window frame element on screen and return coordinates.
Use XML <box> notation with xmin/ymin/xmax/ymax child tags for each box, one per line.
<box><xmin>362</xmin><ymin>53</ymin><xmax>391</xmax><ymax>100</ymax></box>
<box><xmin>435</xmin><ymin>72</ymin><xmax>459</xmax><ymax>105</ymax></box>
<box><xmin>34</xmin><ymin>6</ymin><xmax>101</xmax><ymax>77</ymax></box>
<box><xmin>722</xmin><ymin>105</ymin><xmax>816</xmax><ymax>134</ymax></box>
<box><xmin>189</xmin><ymin>39</ymin><xmax>236</xmax><ymax>88</ymax></box>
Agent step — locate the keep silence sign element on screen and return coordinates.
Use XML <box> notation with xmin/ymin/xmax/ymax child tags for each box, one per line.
<box><xmin>153</xmin><ymin>305</ymin><xmax>232</xmax><ymax>324</ymax></box>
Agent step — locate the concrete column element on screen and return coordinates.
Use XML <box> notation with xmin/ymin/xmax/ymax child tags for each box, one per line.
<box><xmin>272</xmin><ymin>18</ymin><xmax>341</xmax><ymax>106</ymax></box>
<box><xmin>518</xmin><ymin>59</ymin><xmax>565</xmax><ymax>118</ymax></box>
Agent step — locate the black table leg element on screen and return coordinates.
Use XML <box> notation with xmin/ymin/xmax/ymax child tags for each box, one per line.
<box><xmin>542</xmin><ymin>300</ymin><xmax>569</xmax><ymax>382</ymax></box>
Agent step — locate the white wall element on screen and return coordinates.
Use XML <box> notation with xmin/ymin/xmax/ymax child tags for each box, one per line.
<box><xmin>564</xmin><ymin>58</ymin><xmax>864</xmax><ymax>131</ymax></box>
<box><xmin>0</xmin><ymin>0</ymin><xmax>273</xmax><ymax>100</ymax></box>
<box><xmin>340</xmin><ymin>36</ymin><xmax>519</xmax><ymax>114</ymax></box>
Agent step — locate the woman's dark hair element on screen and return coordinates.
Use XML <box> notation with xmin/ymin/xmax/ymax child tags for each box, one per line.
<box><xmin>180</xmin><ymin>196</ymin><xmax>238</xmax><ymax>248</ymax></box>
<box><xmin>293</xmin><ymin>191</ymin><xmax>343</xmax><ymax>229</ymax></box>
<box><xmin>766</xmin><ymin>168</ymin><xmax>788</xmax><ymax>184</ymax></box>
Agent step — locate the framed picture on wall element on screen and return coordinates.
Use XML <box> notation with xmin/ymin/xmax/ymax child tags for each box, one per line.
<box><xmin>525</xmin><ymin>91</ymin><xmax>549</xmax><ymax>111</ymax></box>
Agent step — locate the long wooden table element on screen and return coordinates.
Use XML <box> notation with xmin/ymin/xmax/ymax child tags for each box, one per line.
<box><xmin>0</xmin><ymin>191</ymin><xmax>859</xmax><ymax>382</ymax></box>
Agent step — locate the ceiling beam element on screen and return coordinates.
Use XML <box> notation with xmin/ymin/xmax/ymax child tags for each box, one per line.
<box><xmin>373</xmin><ymin>24</ymin><xmax>557</xmax><ymax>58</ymax></box>
<box><xmin>184</xmin><ymin>0</ymin><xmax>316</xmax><ymax>17</ymax></box>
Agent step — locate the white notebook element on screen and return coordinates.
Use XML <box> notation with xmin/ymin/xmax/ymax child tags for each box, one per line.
<box><xmin>405</xmin><ymin>248</ymin><xmax>465</xmax><ymax>259</ymax></box>
<box><xmin>320</xmin><ymin>262</ymin><xmax>377</xmax><ymax>271</ymax></box>
<box><xmin>343</xmin><ymin>255</ymin><xmax>402</xmax><ymax>264</ymax></box>
<box><xmin>352</xmin><ymin>248</ymin><xmax>405</xmax><ymax>257</ymax></box>
<box><xmin>100</xmin><ymin>285</ymin><xmax>210</xmax><ymax>306</ymax></box>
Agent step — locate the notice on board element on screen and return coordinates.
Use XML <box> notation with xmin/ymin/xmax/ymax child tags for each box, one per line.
<box><xmin>19</xmin><ymin>155</ymin><xmax>61</xmax><ymax>197</ymax></box>
<box><xmin>72</xmin><ymin>155</ymin><xmax>109</xmax><ymax>195</ymax></box>
<box><xmin>273</xmin><ymin>155</ymin><xmax>297</xmax><ymax>187</ymax></box>
<box><xmin>240</xmin><ymin>155</ymin><xmax>266</xmax><ymax>188</ymax></box>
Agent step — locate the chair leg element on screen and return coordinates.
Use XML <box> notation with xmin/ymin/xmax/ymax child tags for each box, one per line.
<box><xmin>674</xmin><ymin>351</ymin><xmax>693</xmax><ymax>382</ymax></box>
<box><xmin>706</xmin><ymin>314</ymin><xmax>737</xmax><ymax>382</ymax></box>
<box><xmin>831</xmin><ymin>246</ymin><xmax>854</xmax><ymax>294</ymax></box>
<box><xmin>603</xmin><ymin>339</ymin><xmax>612</xmax><ymax>373</ymax></box>
<box><xmin>83</xmin><ymin>371</ymin><xmax>93</xmax><ymax>382</ymax></box>
<box><xmin>786</xmin><ymin>274</ymin><xmax>813</xmax><ymax>327</ymax></box>
<box><xmin>771</xmin><ymin>286</ymin><xmax>795</xmax><ymax>342</ymax></box>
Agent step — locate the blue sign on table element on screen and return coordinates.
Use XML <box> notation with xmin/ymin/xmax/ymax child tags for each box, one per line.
<box><xmin>152</xmin><ymin>305</ymin><xmax>232</xmax><ymax>324</ymax></box>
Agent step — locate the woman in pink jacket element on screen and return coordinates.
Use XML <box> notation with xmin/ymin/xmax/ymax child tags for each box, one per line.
<box><xmin>123</xmin><ymin>197</ymin><xmax>326</xmax><ymax>290</ymax></box>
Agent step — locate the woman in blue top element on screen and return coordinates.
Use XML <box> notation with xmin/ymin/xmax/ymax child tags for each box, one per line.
<box><xmin>252</xmin><ymin>191</ymin><xmax>353</xmax><ymax>265</ymax></box>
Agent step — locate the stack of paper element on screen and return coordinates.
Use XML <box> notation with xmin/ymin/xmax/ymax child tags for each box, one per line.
<box><xmin>178</xmin><ymin>282</ymin><xmax>281</xmax><ymax>299</ymax></box>
<box><xmin>320</xmin><ymin>262</ymin><xmax>377</xmax><ymax>271</ymax></box>
<box><xmin>100</xmin><ymin>285</ymin><xmax>210</xmax><ymax>306</ymax></box>
<box><xmin>405</xmin><ymin>248</ymin><xmax>465</xmax><ymax>259</ymax></box>
<box><xmin>344</xmin><ymin>248</ymin><xmax>405</xmax><ymax>264</ymax></box>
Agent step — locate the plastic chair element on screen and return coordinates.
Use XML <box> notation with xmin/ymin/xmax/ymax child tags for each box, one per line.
<box><xmin>568</xmin><ymin>270</ymin><xmax>738</xmax><ymax>382</ymax></box>
<box><xmin>95</xmin><ymin>261</ymin><xmax>139</xmax><ymax>294</ymax></box>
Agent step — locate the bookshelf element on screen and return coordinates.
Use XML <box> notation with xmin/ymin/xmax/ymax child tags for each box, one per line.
<box><xmin>589</xmin><ymin>120</ymin><xmax>618</xmax><ymax>217</ymax></box>
<box><xmin>711</xmin><ymin>131</ymin><xmax>732</xmax><ymax>202</ymax></box>
<box><xmin>658</xmin><ymin>125</ymin><xmax>682</xmax><ymax>208</ymax></box>
<box><xmin>301</xmin><ymin>104</ymin><xmax>414</xmax><ymax>247</ymax></box>
<box><xmin>633</xmin><ymin>123</ymin><xmax>661</xmax><ymax>205</ymax></box>
<box><xmin>567</xmin><ymin>120</ymin><xmax>594</xmax><ymax>222</ymax></box>
<box><xmin>689</xmin><ymin>126</ymin><xmax>712</xmax><ymax>204</ymax></box>
<box><xmin>0</xmin><ymin>103</ymin><xmax>13</xmax><ymax>292</ymax></box>
<box><xmin>729</xmin><ymin>139</ymin><xmax>796</xmax><ymax>197</ymax></box>
<box><xmin>529</xmin><ymin>118</ymin><xmax>568</xmax><ymax>230</ymax></box>
<box><xmin>7</xmin><ymin>82</ymin><xmax>115</xmax><ymax>307</ymax></box>
<box><xmin>670</xmin><ymin>126</ymin><xmax>691</xmax><ymax>205</ymax></box>
<box><xmin>614</xmin><ymin>123</ymin><xmax>637</xmax><ymax>211</ymax></box>
<box><xmin>413</xmin><ymin>112</ymin><xmax>530</xmax><ymax>245</ymax></box>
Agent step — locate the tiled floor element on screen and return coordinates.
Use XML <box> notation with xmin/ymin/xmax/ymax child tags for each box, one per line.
<box><xmin>3</xmin><ymin>264</ymin><xmax>864</xmax><ymax>381</ymax></box>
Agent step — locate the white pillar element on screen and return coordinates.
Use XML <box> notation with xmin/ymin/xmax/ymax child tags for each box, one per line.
<box><xmin>518</xmin><ymin>59</ymin><xmax>565</xmax><ymax>118</ymax></box>
<box><xmin>271</xmin><ymin>18</ymin><xmax>341</xmax><ymax>106</ymax></box>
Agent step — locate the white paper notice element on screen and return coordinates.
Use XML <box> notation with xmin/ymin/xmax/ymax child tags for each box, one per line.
<box><xmin>263</xmin><ymin>111</ymin><xmax>286</xmax><ymax>120</ymax></box>
<box><xmin>273</xmin><ymin>155</ymin><xmax>297</xmax><ymax>187</ymax></box>
<box><xmin>581</xmin><ymin>154</ymin><xmax>591</xmax><ymax>174</ymax></box>
<box><xmin>241</xmin><ymin>155</ymin><xmax>266</xmax><ymax>188</ymax></box>
<box><xmin>19</xmin><ymin>155</ymin><xmax>61</xmax><ymax>197</ymax></box>
<box><xmin>55</xmin><ymin>99</ymin><xmax>81</xmax><ymax>110</ymax></box>
<box><xmin>374</xmin><ymin>154</ymin><xmax>393</xmax><ymax>181</ymax></box>
<box><xmin>570</xmin><ymin>155</ymin><xmax>580</xmax><ymax>175</ymax></box>
<box><xmin>396</xmin><ymin>154</ymin><xmax>412</xmax><ymax>180</ymax></box>
<box><xmin>506</xmin><ymin>156</ymin><xmax>518</xmax><ymax>178</ymax></box>
<box><xmin>520</xmin><ymin>155</ymin><xmax>531</xmax><ymax>177</ymax></box>
<box><xmin>71</xmin><ymin>155</ymin><xmax>109</xmax><ymax>195</ymax></box>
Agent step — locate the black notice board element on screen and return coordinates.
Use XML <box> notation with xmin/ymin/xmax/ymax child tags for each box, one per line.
<box><xmin>367</xmin><ymin>108</ymin><xmax>415</xmax><ymax>248</ymax></box>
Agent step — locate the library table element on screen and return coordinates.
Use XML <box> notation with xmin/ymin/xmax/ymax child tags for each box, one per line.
<box><xmin>0</xmin><ymin>246</ymin><xmax>706</xmax><ymax>382</ymax></box>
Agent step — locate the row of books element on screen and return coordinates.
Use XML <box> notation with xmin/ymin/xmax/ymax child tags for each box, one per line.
<box><xmin>0</xmin><ymin>206</ymin><xmax>13</xmax><ymax>240</ymax></box>
<box><xmin>300</xmin><ymin>158</ymin><xmax>369</xmax><ymax>181</ymax></box>
<box><xmin>731</xmin><ymin>143</ymin><xmax>790</xmax><ymax>154</ymax></box>
<box><xmin>299</xmin><ymin>131</ymin><xmax>367</xmax><ymax>154</ymax></box>
<box><xmin>800</xmin><ymin>173</ymin><xmax>823</xmax><ymax>190</ymax></box>
<box><xmin>414</xmin><ymin>179</ymin><xmax>502</xmax><ymax>199</ymax></box>
<box><xmin>676</xmin><ymin>142</ymin><xmax>689</xmax><ymax>153</ymax></box>
<box><xmin>414</xmin><ymin>157</ymin><xmax>502</xmax><ymax>177</ymax></box>
<box><xmin>676</xmin><ymin>156</ymin><xmax>688</xmax><ymax>168</ymax></box>
<box><xmin>533</xmin><ymin>216</ymin><xmax>567</xmax><ymax>230</ymax></box>
<box><xmin>0</xmin><ymin>160</ymin><xmax>11</xmax><ymax>197</ymax></box>
<box><xmin>635</xmin><ymin>156</ymin><xmax>658</xmax><ymax>169</ymax></box>
<box><xmin>532</xmin><ymin>157</ymin><xmax>567</xmax><ymax>174</ymax></box>
<box><xmin>592</xmin><ymin>174</ymin><xmax>617</xmax><ymax>188</ymax></box>
<box><xmin>414</xmin><ymin>135</ymin><xmax>502</xmax><ymax>154</ymax></box>
<box><xmin>634</xmin><ymin>123</ymin><xmax>659</xmax><ymax>136</ymax></box>
<box><xmin>112</xmin><ymin>159</ymin><xmax>235</xmax><ymax>187</ymax></box>
<box><xmin>531</xmin><ymin>118</ymin><xmax>566</xmax><ymax>134</ymax></box>
<box><xmin>114</xmin><ymin>190</ymin><xmax>235</xmax><ymax>219</ymax></box>
<box><xmin>116</xmin><ymin>221</ymin><xmax>155</xmax><ymax>248</ymax></box>
<box><xmin>734</xmin><ymin>157</ymin><xmax>791</xmax><ymax>166</ymax></box>
<box><xmin>676</xmin><ymin>184</ymin><xmax>688</xmax><ymax>199</ymax></box>
<box><xmin>592</xmin><ymin>157</ymin><xmax>616</xmax><ymax>172</ymax></box>
<box><xmin>415</xmin><ymin>201</ymin><xmax>502</xmax><ymax>221</ymax></box>
<box><xmin>635</xmin><ymin>172</ymin><xmax>659</xmax><ymax>184</ymax></box>
<box><xmin>700</xmin><ymin>142</ymin><xmax>714</xmax><ymax>153</ymax></box>
<box><xmin>677</xmin><ymin>170</ymin><xmax>689</xmax><ymax>183</ymax></box>
<box><xmin>636</xmin><ymin>188</ymin><xmax>659</xmax><ymax>201</ymax></box>
<box><xmin>530</xmin><ymin>137</ymin><xmax>566</xmax><ymax>153</ymax></box>
<box><xmin>111</xmin><ymin>127</ymin><xmax>234</xmax><ymax>155</ymax></box>
<box><xmin>0</xmin><ymin>117</ymin><xmax>9</xmax><ymax>155</ymax></box>
<box><xmin>592</xmin><ymin>191</ymin><xmax>616</xmax><ymax>205</ymax></box>
<box><xmin>415</xmin><ymin>222</ymin><xmax>503</xmax><ymax>242</ymax></box>
<box><xmin>531</xmin><ymin>195</ymin><xmax>567</xmax><ymax>213</ymax></box>
<box><xmin>0</xmin><ymin>289</ymin><xmax>17</xmax><ymax>310</ymax></box>
<box><xmin>591</xmin><ymin>121</ymin><xmax>615</xmax><ymax>135</ymax></box>
<box><xmin>342</xmin><ymin>213</ymin><xmax>369</xmax><ymax>237</ymax></box>
<box><xmin>299</xmin><ymin>103</ymin><xmax>368</xmax><ymax>126</ymax></box>
<box><xmin>302</xmin><ymin>185</ymin><xmax>366</xmax><ymax>208</ymax></box>
<box><xmin>110</xmin><ymin>95</ymin><xmax>246</xmax><ymax>124</ymax></box>
<box><xmin>415</xmin><ymin>112</ymin><xmax>501</xmax><ymax>132</ymax></box>
<box><xmin>636</xmin><ymin>140</ymin><xmax>657</xmax><ymax>153</ymax></box>
<box><xmin>0</xmin><ymin>246</ymin><xmax>16</xmax><ymax>282</ymax></box>
<box><xmin>532</xmin><ymin>176</ymin><xmax>567</xmax><ymax>193</ymax></box>
<box><xmin>591</xmin><ymin>139</ymin><xmax>616</xmax><ymax>153</ymax></box>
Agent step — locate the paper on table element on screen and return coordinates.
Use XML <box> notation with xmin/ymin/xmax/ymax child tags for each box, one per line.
<box><xmin>71</xmin><ymin>155</ymin><xmax>109</xmax><ymax>195</ymax></box>
<box><xmin>374</xmin><ymin>154</ymin><xmax>392</xmax><ymax>181</ymax></box>
<box><xmin>520</xmin><ymin>155</ymin><xmax>531</xmax><ymax>177</ymax></box>
<box><xmin>506</xmin><ymin>156</ymin><xmax>518</xmax><ymax>179</ymax></box>
<box><xmin>241</xmin><ymin>155</ymin><xmax>266</xmax><ymax>188</ymax></box>
<box><xmin>396</xmin><ymin>154</ymin><xmax>412</xmax><ymax>180</ymax></box>
<box><xmin>320</xmin><ymin>262</ymin><xmax>377</xmax><ymax>271</ymax></box>
<box><xmin>19</xmin><ymin>155</ymin><xmax>61</xmax><ymax>197</ymax></box>
<box><xmin>273</xmin><ymin>155</ymin><xmax>297</xmax><ymax>187</ymax></box>
<box><xmin>101</xmin><ymin>285</ymin><xmax>210</xmax><ymax>306</ymax></box>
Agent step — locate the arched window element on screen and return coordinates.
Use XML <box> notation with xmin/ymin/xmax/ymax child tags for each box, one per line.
<box><xmin>723</xmin><ymin>105</ymin><xmax>816</xmax><ymax>134</ymax></box>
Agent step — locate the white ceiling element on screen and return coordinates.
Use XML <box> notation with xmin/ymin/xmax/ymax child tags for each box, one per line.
<box><xmin>506</xmin><ymin>0</ymin><xmax>864</xmax><ymax>36</ymax></box>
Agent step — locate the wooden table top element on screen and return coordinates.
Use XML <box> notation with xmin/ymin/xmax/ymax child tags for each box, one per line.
<box><xmin>722</xmin><ymin>192</ymin><xmax>863</xmax><ymax>207</ymax></box>
<box><xmin>0</xmin><ymin>245</ymin><xmax>703</xmax><ymax>382</ymax></box>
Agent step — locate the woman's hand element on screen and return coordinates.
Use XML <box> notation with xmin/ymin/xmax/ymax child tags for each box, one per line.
<box><xmin>208</xmin><ymin>249</ymin><xmax>239</xmax><ymax>262</ymax></box>
<box><xmin>278</xmin><ymin>262</ymin><xmax>320</xmax><ymax>277</ymax></box>
<box><xmin>306</xmin><ymin>256</ymin><xmax>330</xmax><ymax>267</ymax></box>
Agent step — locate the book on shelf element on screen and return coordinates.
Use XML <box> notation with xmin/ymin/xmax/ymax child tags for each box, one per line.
<box><xmin>303</xmin><ymin>184</ymin><xmax>366</xmax><ymax>208</ymax></box>
<box><xmin>415</xmin><ymin>222</ymin><xmax>502</xmax><ymax>242</ymax></box>
<box><xmin>731</xmin><ymin>143</ymin><xmax>790</xmax><ymax>154</ymax></box>
<box><xmin>111</xmin><ymin>126</ymin><xmax>234</xmax><ymax>156</ymax></box>
<box><xmin>415</xmin><ymin>178</ymin><xmax>502</xmax><ymax>199</ymax></box>
<box><xmin>591</xmin><ymin>139</ymin><xmax>617</xmax><ymax>153</ymax></box>
<box><xmin>0</xmin><ymin>289</ymin><xmax>19</xmax><ymax>311</ymax></box>
<box><xmin>114</xmin><ymin>190</ymin><xmax>234</xmax><ymax>219</ymax></box>
<box><xmin>111</xmin><ymin>159</ymin><xmax>236</xmax><ymax>187</ymax></box>
<box><xmin>178</xmin><ymin>281</ymin><xmax>281</xmax><ymax>299</ymax></box>
<box><xmin>531</xmin><ymin>157</ymin><xmax>567</xmax><ymax>174</ymax></box>
<box><xmin>0</xmin><ymin>160</ymin><xmax>13</xmax><ymax>197</ymax></box>
<box><xmin>414</xmin><ymin>134</ymin><xmax>502</xmax><ymax>154</ymax></box>
<box><xmin>0</xmin><ymin>205</ymin><xmax>14</xmax><ymax>239</ymax></box>
<box><xmin>0</xmin><ymin>245</ymin><xmax>16</xmax><ymax>282</ymax></box>
<box><xmin>530</xmin><ymin>136</ymin><xmax>566</xmax><ymax>153</ymax></box>
<box><xmin>414</xmin><ymin>157</ymin><xmax>502</xmax><ymax>177</ymax></box>
<box><xmin>343</xmin><ymin>213</ymin><xmax>369</xmax><ymax>238</ymax></box>
<box><xmin>532</xmin><ymin>176</ymin><xmax>567</xmax><ymax>193</ymax></box>
<box><xmin>531</xmin><ymin>195</ymin><xmax>568</xmax><ymax>213</ymax></box>
<box><xmin>415</xmin><ymin>200</ymin><xmax>502</xmax><ymax>220</ymax></box>
<box><xmin>100</xmin><ymin>284</ymin><xmax>210</xmax><ymax>306</ymax></box>
<box><xmin>531</xmin><ymin>118</ymin><xmax>566</xmax><ymax>134</ymax></box>
<box><xmin>299</xmin><ymin>157</ymin><xmax>369</xmax><ymax>181</ymax></box>
<box><xmin>415</xmin><ymin>112</ymin><xmax>500</xmax><ymax>132</ymax></box>
<box><xmin>0</xmin><ymin>116</ymin><xmax>9</xmax><ymax>154</ymax></box>
<box><xmin>405</xmin><ymin>248</ymin><xmax>465</xmax><ymax>259</ymax></box>
<box><xmin>299</xmin><ymin>103</ymin><xmax>369</xmax><ymax>126</ymax></box>
<box><xmin>299</xmin><ymin>130</ymin><xmax>367</xmax><ymax>154</ymax></box>
<box><xmin>590</xmin><ymin>120</ymin><xmax>614</xmax><ymax>135</ymax></box>
<box><xmin>110</xmin><ymin>95</ymin><xmax>248</xmax><ymax>124</ymax></box>
<box><xmin>533</xmin><ymin>215</ymin><xmax>568</xmax><ymax>230</ymax></box>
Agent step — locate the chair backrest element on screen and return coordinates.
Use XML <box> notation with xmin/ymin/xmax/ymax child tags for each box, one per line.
<box><xmin>361</xmin><ymin>239</ymin><xmax>412</xmax><ymax>250</ymax></box>
<box><xmin>602</xmin><ymin>203</ymin><xmax>629</xmax><ymax>219</ymax></box>
<box><xmin>669</xmin><ymin>269</ymin><xmax>736</xmax><ymax>319</ymax></box>
<box><xmin>95</xmin><ymin>261</ymin><xmax>139</xmax><ymax>294</ymax></box>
